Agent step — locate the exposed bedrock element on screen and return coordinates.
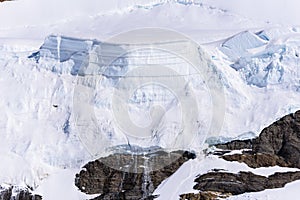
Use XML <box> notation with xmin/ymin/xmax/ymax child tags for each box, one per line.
<box><xmin>75</xmin><ymin>150</ymin><xmax>196</xmax><ymax>200</ymax></box>
<box><xmin>181</xmin><ymin>110</ymin><xmax>300</xmax><ymax>199</ymax></box>
<box><xmin>217</xmin><ymin>110</ymin><xmax>300</xmax><ymax>168</ymax></box>
<box><xmin>75</xmin><ymin>110</ymin><xmax>300</xmax><ymax>199</ymax></box>
<box><xmin>194</xmin><ymin>171</ymin><xmax>300</xmax><ymax>195</ymax></box>
<box><xmin>0</xmin><ymin>186</ymin><xmax>42</xmax><ymax>200</ymax></box>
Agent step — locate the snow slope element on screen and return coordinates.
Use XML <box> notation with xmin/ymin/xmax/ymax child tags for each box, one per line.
<box><xmin>0</xmin><ymin>0</ymin><xmax>268</xmax><ymax>42</ymax></box>
<box><xmin>153</xmin><ymin>154</ymin><xmax>300</xmax><ymax>200</ymax></box>
<box><xmin>0</xmin><ymin>0</ymin><xmax>300</xmax><ymax>200</ymax></box>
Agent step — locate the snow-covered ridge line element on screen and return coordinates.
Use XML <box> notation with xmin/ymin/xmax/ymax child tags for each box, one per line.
<box><xmin>0</xmin><ymin>0</ymin><xmax>237</xmax><ymax>35</ymax></box>
<box><xmin>82</xmin><ymin>0</ymin><xmax>228</xmax><ymax>14</ymax></box>
<box><xmin>132</xmin><ymin>0</ymin><xmax>227</xmax><ymax>12</ymax></box>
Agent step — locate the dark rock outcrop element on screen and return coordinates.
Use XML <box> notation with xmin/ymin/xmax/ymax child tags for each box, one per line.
<box><xmin>0</xmin><ymin>186</ymin><xmax>42</xmax><ymax>200</ymax></box>
<box><xmin>179</xmin><ymin>191</ymin><xmax>222</xmax><ymax>200</ymax></box>
<box><xmin>217</xmin><ymin>110</ymin><xmax>300</xmax><ymax>168</ymax></box>
<box><xmin>193</xmin><ymin>171</ymin><xmax>300</xmax><ymax>196</ymax></box>
<box><xmin>75</xmin><ymin>150</ymin><xmax>196</xmax><ymax>200</ymax></box>
<box><xmin>179</xmin><ymin>191</ymin><xmax>232</xmax><ymax>200</ymax></box>
<box><xmin>253</xmin><ymin>110</ymin><xmax>300</xmax><ymax>168</ymax></box>
<box><xmin>76</xmin><ymin>110</ymin><xmax>300</xmax><ymax>199</ymax></box>
<box><xmin>179</xmin><ymin>110</ymin><xmax>300</xmax><ymax>199</ymax></box>
<box><xmin>222</xmin><ymin>153</ymin><xmax>288</xmax><ymax>168</ymax></box>
<box><xmin>215</xmin><ymin>139</ymin><xmax>252</xmax><ymax>150</ymax></box>
<box><xmin>0</xmin><ymin>187</ymin><xmax>12</xmax><ymax>200</ymax></box>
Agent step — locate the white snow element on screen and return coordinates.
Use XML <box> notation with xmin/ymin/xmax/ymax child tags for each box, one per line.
<box><xmin>0</xmin><ymin>0</ymin><xmax>300</xmax><ymax>199</ymax></box>
<box><xmin>201</xmin><ymin>0</ymin><xmax>300</xmax><ymax>26</ymax></box>
<box><xmin>227</xmin><ymin>180</ymin><xmax>300</xmax><ymax>200</ymax></box>
<box><xmin>220</xmin><ymin>31</ymin><xmax>267</xmax><ymax>61</ymax></box>
<box><xmin>34</xmin><ymin>169</ymin><xmax>98</xmax><ymax>200</ymax></box>
<box><xmin>153</xmin><ymin>154</ymin><xmax>300</xmax><ymax>200</ymax></box>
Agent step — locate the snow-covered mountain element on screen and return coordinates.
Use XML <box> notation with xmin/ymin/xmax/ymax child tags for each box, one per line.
<box><xmin>0</xmin><ymin>0</ymin><xmax>300</xmax><ymax>199</ymax></box>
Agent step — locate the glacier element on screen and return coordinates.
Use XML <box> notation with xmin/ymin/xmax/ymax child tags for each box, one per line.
<box><xmin>221</xmin><ymin>30</ymin><xmax>300</xmax><ymax>88</ymax></box>
<box><xmin>28</xmin><ymin>30</ymin><xmax>225</xmax><ymax>158</ymax></box>
<box><xmin>1</xmin><ymin>27</ymin><xmax>299</xmax><ymax>194</ymax></box>
<box><xmin>1</xmin><ymin>0</ymin><xmax>300</xmax><ymax>199</ymax></box>
<box><xmin>1</xmin><ymin>29</ymin><xmax>300</xmax><ymax>198</ymax></box>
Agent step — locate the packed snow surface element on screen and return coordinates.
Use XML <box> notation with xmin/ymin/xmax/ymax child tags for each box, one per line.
<box><xmin>0</xmin><ymin>0</ymin><xmax>300</xmax><ymax>200</ymax></box>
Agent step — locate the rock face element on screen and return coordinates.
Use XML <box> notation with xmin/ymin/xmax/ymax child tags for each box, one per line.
<box><xmin>75</xmin><ymin>150</ymin><xmax>196</xmax><ymax>200</ymax></box>
<box><xmin>0</xmin><ymin>186</ymin><xmax>42</xmax><ymax>200</ymax></box>
<box><xmin>222</xmin><ymin>153</ymin><xmax>288</xmax><ymax>168</ymax></box>
<box><xmin>180</xmin><ymin>110</ymin><xmax>300</xmax><ymax>200</ymax></box>
<box><xmin>75</xmin><ymin>110</ymin><xmax>300</xmax><ymax>200</ymax></box>
<box><xmin>179</xmin><ymin>191</ymin><xmax>227</xmax><ymax>200</ymax></box>
<box><xmin>217</xmin><ymin>110</ymin><xmax>300</xmax><ymax>168</ymax></box>
<box><xmin>194</xmin><ymin>171</ymin><xmax>300</xmax><ymax>195</ymax></box>
<box><xmin>214</xmin><ymin>139</ymin><xmax>252</xmax><ymax>150</ymax></box>
<box><xmin>253</xmin><ymin>110</ymin><xmax>300</xmax><ymax>168</ymax></box>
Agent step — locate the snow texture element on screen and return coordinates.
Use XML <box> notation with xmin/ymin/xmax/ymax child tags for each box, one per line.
<box><xmin>0</xmin><ymin>0</ymin><xmax>300</xmax><ymax>199</ymax></box>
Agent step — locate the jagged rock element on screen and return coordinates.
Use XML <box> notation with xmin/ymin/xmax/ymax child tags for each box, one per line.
<box><xmin>193</xmin><ymin>171</ymin><xmax>300</xmax><ymax>195</ymax></box>
<box><xmin>215</xmin><ymin>139</ymin><xmax>252</xmax><ymax>150</ymax></box>
<box><xmin>222</xmin><ymin>153</ymin><xmax>288</xmax><ymax>168</ymax></box>
<box><xmin>14</xmin><ymin>190</ymin><xmax>42</xmax><ymax>200</ymax></box>
<box><xmin>0</xmin><ymin>186</ymin><xmax>42</xmax><ymax>200</ymax></box>
<box><xmin>179</xmin><ymin>191</ymin><xmax>226</xmax><ymax>200</ymax></box>
<box><xmin>75</xmin><ymin>150</ymin><xmax>196</xmax><ymax>199</ymax></box>
<box><xmin>253</xmin><ymin>110</ymin><xmax>300</xmax><ymax>168</ymax></box>
<box><xmin>180</xmin><ymin>110</ymin><xmax>300</xmax><ymax>199</ymax></box>
<box><xmin>0</xmin><ymin>187</ymin><xmax>12</xmax><ymax>200</ymax></box>
<box><xmin>217</xmin><ymin>110</ymin><xmax>300</xmax><ymax>168</ymax></box>
<box><xmin>207</xmin><ymin>150</ymin><xmax>231</xmax><ymax>156</ymax></box>
<box><xmin>76</xmin><ymin>110</ymin><xmax>300</xmax><ymax>199</ymax></box>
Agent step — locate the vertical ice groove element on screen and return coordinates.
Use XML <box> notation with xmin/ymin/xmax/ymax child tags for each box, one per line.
<box><xmin>142</xmin><ymin>155</ymin><xmax>153</xmax><ymax>199</ymax></box>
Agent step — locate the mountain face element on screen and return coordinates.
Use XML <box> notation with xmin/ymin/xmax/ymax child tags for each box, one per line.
<box><xmin>1</xmin><ymin>110</ymin><xmax>299</xmax><ymax>199</ymax></box>
<box><xmin>70</xmin><ymin>110</ymin><xmax>300</xmax><ymax>200</ymax></box>
<box><xmin>1</xmin><ymin>0</ymin><xmax>300</xmax><ymax>199</ymax></box>
<box><xmin>34</xmin><ymin>32</ymin><xmax>226</xmax><ymax>151</ymax></box>
<box><xmin>177</xmin><ymin>110</ymin><xmax>300</xmax><ymax>199</ymax></box>
<box><xmin>1</xmin><ymin>29</ymin><xmax>300</xmax><ymax>200</ymax></box>
<box><xmin>218</xmin><ymin>110</ymin><xmax>300</xmax><ymax>168</ymax></box>
<box><xmin>75</xmin><ymin>151</ymin><xmax>196</xmax><ymax>199</ymax></box>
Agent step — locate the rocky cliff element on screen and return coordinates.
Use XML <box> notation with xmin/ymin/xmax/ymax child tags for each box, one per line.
<box><xmin>181</xmin><ymin>110</ymin><xmax>300</xmax><ymax>199</ymax></box>
<box><xmin>0</xmin><ymin>186</ymin><xmax>42</xmax><ymax>200</ymax></box>
<box><xmin>75</xmin><ymin>150</ymin><xmax>196</xmax><ymax>199</ymax></box>
<box><xmin>218</xmin><ymin>110</ymin><xmax>300</xmax><ymax>168</ymax></box>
